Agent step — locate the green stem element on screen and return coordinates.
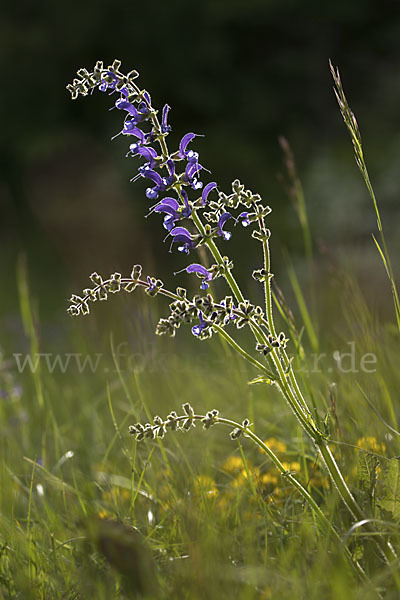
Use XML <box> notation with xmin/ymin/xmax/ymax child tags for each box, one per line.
<box><xmin>192</xmin><ymin>208</ymin><xmax>320</xmax><ymax>440</ymax></box>
<box><xmin>212</xmin><ymin>324</ymin><xmax>274</xmax><ymax>375</ymax></box>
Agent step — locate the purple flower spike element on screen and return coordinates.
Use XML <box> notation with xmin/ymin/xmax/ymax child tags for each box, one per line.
<box><xmin>191</xmin><ymin>311</ymin><xmax>207</xmax><ymax>336</ymax></box>
<box><xmin>186</xmin><ymin>263</ymin><xmax>213</xmax><ymax>290</ymax></box>
<box><xmin>218</xmin><ymin>212</ymin><xmax>233</xmax><ymax>240</ymax></box>
<box><xmin>201</xmin><ymin>182</ymin><xmax>217</xmax><ymax>205</ymax></box>
<box><xmin>161</xmin><ymin>104</ymin><xmax>171</xmax><ymax>133</ymax></box>
<box><xmin>238</xmin><ymin>211</ymin><xmax>251</xmax><ymax>227</ymax></box>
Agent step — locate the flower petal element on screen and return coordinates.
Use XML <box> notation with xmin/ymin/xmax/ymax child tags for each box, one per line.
<box><xmin>218</xmin><ymin>212</ymin><xmax>232</xmax><ymax>229</ymax></box>
<box><xmin>201</xmin><ymin>182</ymin><xmax>217</xmax><ymax>205</ymax></box>
<box><xmin>191</xmin><ymin>311</ymin><xmax>206</xmax><ymax>336</ymax></box>
<box><xmin>186</xmin><ymin>264</ymin><xmax>212</xmax><ymax>280</ymax></box>
<box><xmin>156</xmin><ymin>197</ymin><xmax>180</xmax><ymax>211</ymax></box>
<box><xmin>179</xmin><ymin>133</ymin><xmax>197</xmax><ymax>157</ymax></box>
<box><xmin>170</xmin><ymin>226</ymin><xmax>192</xmax><ymax>240</ymax></box>
<box><xmin>141</xmin><ymin>167</ymin><xmax>163</xmax><ymax>186</ymax></box>
<box><xmin>161</xmin><ymin>104</ymin><xmax>171</xmax><ymax>132</ymax></box>
<box><xmin>136</xmin><ymin>146</ymin><xmax>158</xmax><ymax>165</ymax></box>
<box><xmin>123</xmin><ymin>125</ymin><xmax>145</xmax><ymax>141</ymax></box>
<box><xmin>115</xmin><ymin>98</ymin><xmax>139</xmax><ymax>117</ymax></box>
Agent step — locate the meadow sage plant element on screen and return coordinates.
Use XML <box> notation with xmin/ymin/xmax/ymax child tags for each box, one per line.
<box><xmin>66</xmin><ymin>60</ymin><xmax>397</xmax><ymax>579</ymax></box>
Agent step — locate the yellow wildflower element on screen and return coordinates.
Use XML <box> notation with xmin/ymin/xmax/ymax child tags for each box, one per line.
<box><xmin>356</xmin><ymin>436</ymin><xmax>386</xmax><ymax>454</ymax></box>
<box><xmin>98</xmin><ymin>509</ymin><xmax>112</xmax><ymax>519</ymax></box>
<box><xmin>259</xmin><ymin>437</ymin><xmax>287</xmax><ymax>454</ymax></box>
<box><xmin>193</xmin><ymin>475</ymin><xmax>219</xmax><ymax>498</ymax></box>
<box><xmin>261</xmin><ymin>472</ymin><xmax>278</xmax><ymax>486</ymax></box>
<box><xmin>231</xmin><ymin>466</ymin><xmax>260</xmax><ymax>488</ymax></box>
<box><xmin>222</xmin><ymin>455</ymin><xmax>243</xmax><ymax>473</ymax></box>
<box><xmin>281</xmin><ymin>461</ymin><xmax>300</xmax><ymax>473</ymax></box>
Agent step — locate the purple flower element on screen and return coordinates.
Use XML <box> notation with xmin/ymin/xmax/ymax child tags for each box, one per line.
<box><xmin>123</xmin><ymin>118</ymin><xmax>144</xmax><ymax>135</ymax></box>
<box><xmin>154</xmin><ymin>197</ymin><xmax>180</xmax><ymax>230</ymax></box>
<box><xmin>238</xmin><ymin>211</ymin><xmax>251</xmax><ymax>227</ymax></box>
<box><xmin>180</xmin><ymin>188</ymin><xmax>191</xmax><ymax>218</ymax></box>
<box><xmin>99</xmin><ymin>71</ymin><xmax>118</xmax><ymax>92</ymax></box>
<box><xmin>191</xmin><ymin>311</ymin><xmax>207</xmax><ymax>336</ymax></box>
<box><xmin>178</xmin><ymin>133</ymin><xmax>198</xmax><ymax>159</ymax></box>
<box><xmin>146</xmin><ymin>275</ymin><xmax>156</xmax><ymax>293</ymax></box>
<box><xmin>170</xmin><ymin>227</ymin><xmax>196</xmax><ymax>254</ymax></box>
<box><xmin>137</xmin><ymin>101</ymin><xmax>150</xmax><ymax>117</ymax></box>
<box><xmin>220</xmin><ymin>298</ymin><xmax>237</xmax><ymax>323</ymax></box>
<box><xmin>201</xmin><ymin>182</ymin><xmax>217</xmax><ymax>206</ymax></box>
<box><xmin>161</xmin><ymin>104</ymin><xmax>171</xmax><ymax>133</ymax></box>
<box><xmin>186</xmin><ymin>263</ymin><xmax>213</xmax><ymax>290</ymax></box>
<box><xmin>184</xmin><ymin>161</ymin><xmax>203</xmax><ymax>191</ymax></box>
<box><xmin>163</xmin><ymin>159</ymin><xmax>176</xmax><ymax>187</ymax></box>
<box><xmin>116</xmin><ymin>96</ymin><xmax>149</xmax><ymax>126</ymax></box>
<box><xmin>115</xmin><ymin>97</ymin><xmax>139</xmax><ymax>117</ymax></box>
<box><xmin>135</xmin><ymin>146</ymin><xmax>159</xmax><ymax>168</ymax></box>
<box><xmin>134</xmin><ymin>166</ymin><xmax>169</xmax><ymax>200</ymax></box>
<box><xmin>217</xmin><ymin>213</ymin><xmax>232</xmax><ymax>240</ymax></box>
<box><xmin>124</xmin><ymin>127</ymin><xmax>147</xmax><ymax>153</ymax></box>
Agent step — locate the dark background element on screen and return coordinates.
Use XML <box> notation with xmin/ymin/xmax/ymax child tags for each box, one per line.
<box><xmin>2</xmin><ymin>0</ymin><xmax>400</xmax><ymax>325</ymax></box>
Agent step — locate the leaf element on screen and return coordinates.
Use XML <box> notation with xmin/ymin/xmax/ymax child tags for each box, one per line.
<box><xmin>357</xmin><ymin>452</ymin><xmax>379</xmax><ymax>511</ymax></box>
<box><xmin>371</xmin><ymin>234</ymin><xmax>389</xmax><ymax>278</ymax></box>
<box><xmin>248</xmin><ymin>375</ymin><xmax>274</xmax><ymax>386</ymax></box>
<box><xmin>376</xmin><ymin>458</ymin><xmax>400</xmax><ymax>520</ymax></box>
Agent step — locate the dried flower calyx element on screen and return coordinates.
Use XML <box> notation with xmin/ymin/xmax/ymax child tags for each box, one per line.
<box><xmin>129</xmin><ymin>404</ymin><xmax>220</xmax><ymax>441</ymax></box>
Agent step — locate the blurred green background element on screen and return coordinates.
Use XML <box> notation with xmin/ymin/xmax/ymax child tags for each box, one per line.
<box><xmin>2</xmin><ymin>0</ymin><xmax>400</xmax><ymax>336</ymax></box>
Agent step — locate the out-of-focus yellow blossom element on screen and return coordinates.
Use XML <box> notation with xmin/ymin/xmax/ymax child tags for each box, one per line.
<box><xmin>222</xmin><ymin>455</ymin><xmax>243</xmax><ymax>473</ymax></box>
<box><xmin>193</xmin><ymin>475</ymin><xmax>219</xmax><ymax>498</ymax></box>
<box><xmin>259</xmin><ymin>437</ymin><xmax>287</xmax><ymax>454</ymax></box>
<box><xmin>98</xmin><ymin>509</ymin><xmax>112</xmax><ymax>519</ymax></box>
<box><xmin>280</xmin><ymin>461</ymin><xmax>300</xmax><ymax>473</ymax></box>
<box><xmin>356</xmin><ymin>436</ymin><xmax>386</xmax><ymax>454</ymax></box>
<box><xmin>231</xmin><ymin>466</ymin><xmax>260</xmax><ymax>488</ymax></box>
<box><xmin>261</xmin><ymin>472</ymin><xmax>279</xmax><ymax>486</ymax></box>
